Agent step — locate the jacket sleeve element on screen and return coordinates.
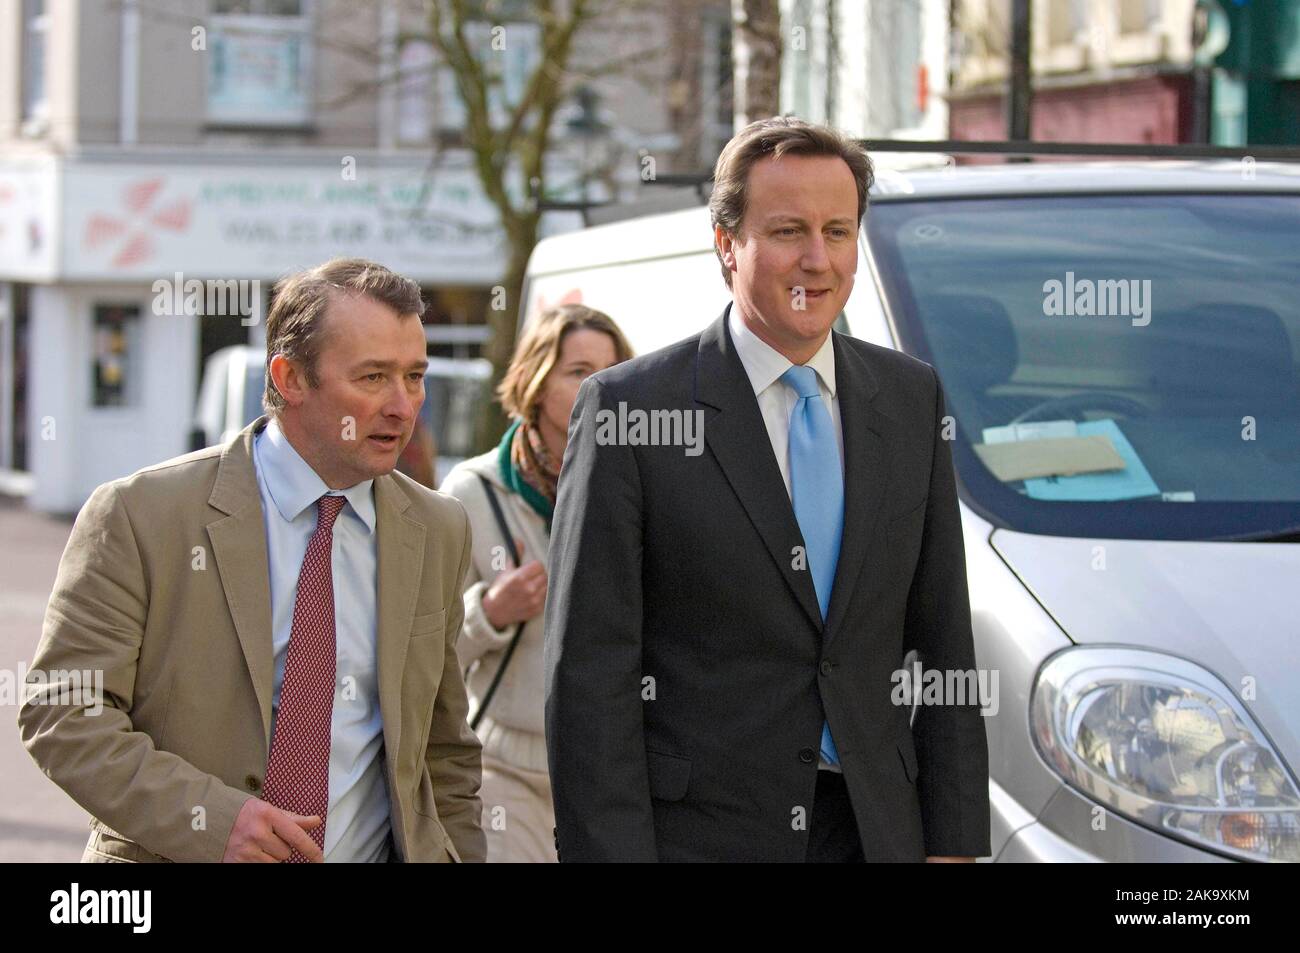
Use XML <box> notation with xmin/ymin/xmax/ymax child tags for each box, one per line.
<box><xmin>906</xmin><ymin>366</ymin><xmax>992</xmax><ymax>858</ymax></box>
<box><xmin>16</xmin><ymin>481</ymin><xmax>253</xmax><ymax>863</ymax></box>
<box><xmin>425</xmin><ymin>502</ymin><xmax>487</xmax><ymax>863</ymax></box>
<box><xmin>544</xmin><ymin>376</ymin><xmax>656</xmax><ymax>861</ymax></box>
<box><xmin>437</xmin><ymin>472</ymin><xmax>517</xmax><ymax>666</ymax></box>
<box><xmin>460</xmin><ymin>579</ymin><xmax>515</xmax><ymax>663</ymax></box>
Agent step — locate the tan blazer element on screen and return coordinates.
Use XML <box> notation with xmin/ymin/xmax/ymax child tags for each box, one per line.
<box><xmin>17</xmin><ymin>418</ymin><xmax>486</xmax><ymax>863</ymax></box>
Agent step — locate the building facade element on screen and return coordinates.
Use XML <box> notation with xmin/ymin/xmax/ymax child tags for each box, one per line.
<box><xmin>948</xmin><ymin>0</ymin><xmax>1200</xmax><ymax>144</ymax></box>
<box><xmin>0</xmin><ymin>0</ymin><xmax>686</xmax><ymax>512</ymax></box>
<box><xmin>779</xmin><ymin>0</ymin><xmax>952</xmax><ymax>140</ymax></box>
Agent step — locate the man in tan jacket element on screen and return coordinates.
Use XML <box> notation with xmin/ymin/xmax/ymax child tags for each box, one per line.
<box><xmin>18</xmin><ymin>258</ymin><xmax>485</xmax><ymax>863</ymax></box>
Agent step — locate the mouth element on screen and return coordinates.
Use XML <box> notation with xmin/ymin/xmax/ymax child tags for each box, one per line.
<box><xmin>795</xmin><ymin>287</ymin><xmax>832</xmax><ymax>301</ymax></box>
<box><xmin>367</xmin><ymin>433</ymin><xmax>402</xmax><ymax>450</ymax></box>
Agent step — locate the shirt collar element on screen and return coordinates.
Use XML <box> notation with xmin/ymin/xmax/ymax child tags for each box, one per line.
<box><xmin>728</xmin><ymin>303</ymin><xmax>838</xmax><ymax>398</ymax></box>
<box><xmin>255</xmin><ymin>417</ymin><xmax>376</xmax><ymax>534</ymax></box>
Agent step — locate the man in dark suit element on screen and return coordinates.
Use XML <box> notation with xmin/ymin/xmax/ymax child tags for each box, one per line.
<box><xmin>544</xmin><ymin>117</ymin><xmax>989</xmax><ymax>862</ymax></box>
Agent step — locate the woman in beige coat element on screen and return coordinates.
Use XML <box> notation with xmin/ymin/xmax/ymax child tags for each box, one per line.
<box><xmin>439</xmin><ymin>304</ymin><xmax>633</xmax><ymax>862</ymax></box>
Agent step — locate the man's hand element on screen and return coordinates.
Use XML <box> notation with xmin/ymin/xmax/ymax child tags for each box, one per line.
<box><xmin>482</xmin><ymin>545</ymin><xmax>547</xmax><ymax>630</ymax></box>
<box><xmin>222</xmin><ymin>798</ymin><xmax>324</xmax><ymax>863</ymax></box>
<box><xmin>926</xmin><ymin>856</ymin><xmax>976</xmax><ymax>863</ymax></box>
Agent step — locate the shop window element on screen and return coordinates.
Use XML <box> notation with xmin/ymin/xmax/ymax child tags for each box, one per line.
<box><xmin>92</xmin><ymin>304</ymin><xmax>142</xmax><ymax>408</ymax></box>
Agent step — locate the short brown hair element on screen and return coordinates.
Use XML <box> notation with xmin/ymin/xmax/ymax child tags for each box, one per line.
<box><xmin>497</xmin><ymin>304</ymin><xmax>634</xmax><ymax>422</ymax></box>
<box><xmin>709</xmin><ymin>117</ymin><xmax>874</xmax><ymax>288</ymax></box>
<box><xmin>263</xmin><ymin>257</ymin><xmax>426</xmax><ymax>415</ymax></box>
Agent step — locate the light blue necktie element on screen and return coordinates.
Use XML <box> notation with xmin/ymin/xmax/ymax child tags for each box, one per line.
<box><xmin>781</xmin><ymin>365</ymin><xmax>845</xmax><ymax>766</ymax></box>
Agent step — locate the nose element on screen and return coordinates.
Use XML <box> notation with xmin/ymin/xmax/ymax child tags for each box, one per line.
<box><xmin>800</xmin><ymin>233</ymin><xmax>831</xmax><ymax>274</ymax></box>
<box><xmin>381</xmin><ymin>379</ymin><xmax>419</xmax><ymax>423</ymax></box>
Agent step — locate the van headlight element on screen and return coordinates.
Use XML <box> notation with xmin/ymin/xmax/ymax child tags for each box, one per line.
<box><xmin>1031</xmin><ymin>647</ymin><xmax>1300</xmax><ymax>862</ymax></box>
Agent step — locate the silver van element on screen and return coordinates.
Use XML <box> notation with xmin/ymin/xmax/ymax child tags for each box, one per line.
<box><xmin>520</xmin><ymin>160</ymin><xmax>1300</xmax><ymax>862</ymax></box>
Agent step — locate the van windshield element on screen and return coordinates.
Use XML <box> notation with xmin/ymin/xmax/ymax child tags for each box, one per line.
<box><xmin>867</xmin><ymin>192</ymin><xmax>1300</xmax><ymax>541</ymax></box>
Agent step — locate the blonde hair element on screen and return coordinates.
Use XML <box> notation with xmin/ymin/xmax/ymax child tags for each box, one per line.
<box><xmin>497</xmin><ymin>304</ymin><xmax>634</xmax><ymax>421</ymax></box>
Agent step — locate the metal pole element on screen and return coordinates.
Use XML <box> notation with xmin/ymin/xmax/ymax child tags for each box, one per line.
<box><xmin>1007</xmin><ymin>0</ymin><xmax>1031</xmax><ymax>142</ymax></box>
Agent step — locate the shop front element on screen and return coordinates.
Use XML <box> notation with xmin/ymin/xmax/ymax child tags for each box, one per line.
<box><xmin>0</xmin><ymin>150</ymin><xmax>504</xmax><ymax>513</ymax></box>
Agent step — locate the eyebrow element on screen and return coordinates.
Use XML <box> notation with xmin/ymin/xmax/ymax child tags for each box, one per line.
<box><xmin>762</xmin><ymin>215</ymin><xmax>857</xmax><ymax>227</ymax></box>
<box><xmin>350</xmin><ymin>358</ymin><xmax>430</xmax><ymax>374</ymax></box>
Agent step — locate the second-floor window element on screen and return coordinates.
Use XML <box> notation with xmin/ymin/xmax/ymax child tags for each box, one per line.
<box><xmin>22</xmin><ymin>0</ymin><xmax>49</xmax><ymax>125</ymax></box>
<box><xmin>397</xmin><ymin>39</ymin><xmax>436</xmax><ymax>144</ymax></box>
<box><xmin>208</xmin><ymin>0</ymin><xmax>313</xmax><ymax>126</ymax></box>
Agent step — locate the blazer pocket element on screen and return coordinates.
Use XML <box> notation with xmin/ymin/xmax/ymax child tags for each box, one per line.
<box><xmin>897</xmin><ymin>738</ymin><xmax>919</xmax><ymax>785</ymax></box>
<box><xmin>410</xmin><ymin>608</ymin><xmax>446</xmax><ymax>638</ymax></box>
<box><xmin>645</xmin><ymin>748</ymin><xmax>692</xmax><ymax>802</ymax></box>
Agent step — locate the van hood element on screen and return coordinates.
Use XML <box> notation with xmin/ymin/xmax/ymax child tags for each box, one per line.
<box><xmin>990</xmin><ymin>529</ymin><xmax>1300</xmax><ymax>775</ymax></box>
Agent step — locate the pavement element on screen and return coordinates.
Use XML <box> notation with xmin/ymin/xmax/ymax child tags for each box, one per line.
<box><xmin>0</xmin><ymin>496</ymin><xmax>90</xmax><ymax>861</ymax></box>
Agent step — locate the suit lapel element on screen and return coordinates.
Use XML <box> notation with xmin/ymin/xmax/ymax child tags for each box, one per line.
<box><xmin>207</xmin><ymin>417</ymin><xmax>275</xmax><ymax>748</ymax></box>
<box><xmin>374</xmin><ymin>474</ymin><xmax>425</xmax><ymax>786</ymax></box>
<box><xmin>696</xmin><ymin>308</ymin><xmax>824</xmax><ymax>632</ymax></box>
<box><xmin>823</xmin><ymin>335</ymin><xmax>891</xmax><ymax>647</ymax></box>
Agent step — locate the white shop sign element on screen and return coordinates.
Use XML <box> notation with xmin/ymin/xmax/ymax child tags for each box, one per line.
<box><xmin>58</xmin><ymin>162</ymin><xmax>506</xmax><ymax>283</ymax></box>
<box><xmin>0</xmin><ymin>157</ymin><xmax>59</xmax><ymax>281</ymax></box>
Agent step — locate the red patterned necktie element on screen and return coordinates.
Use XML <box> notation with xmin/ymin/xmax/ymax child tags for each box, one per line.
<box><xmin>262</xmin><ymin>494</ymin><xmax>346</xmax><ymax>863</ymax></box>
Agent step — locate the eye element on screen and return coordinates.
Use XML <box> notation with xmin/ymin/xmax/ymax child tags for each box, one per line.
<box><xmin>408</xmin><ymin>372</ymin><xmax>424</xmax><ymax>382</ymax></box>
<box><xmin>829</xmin><ymin>228</ymin><xmax>850</xmax><ymax>239</ymax></box>
<box><xmin>777</xmin><ymin>227</ymin><xmax>799</xmax><ymax>237</ymax></box>
<box><xmin>365</xmin><ymin>373</ymin><xmax>383</xmax><ymax>383</ymax></box>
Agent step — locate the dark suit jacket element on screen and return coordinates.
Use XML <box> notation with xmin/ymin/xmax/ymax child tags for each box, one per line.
<box><xmin>544</xmin><ymin>306</ymin><xmax>990</xmax><ymax>862</ymax></box>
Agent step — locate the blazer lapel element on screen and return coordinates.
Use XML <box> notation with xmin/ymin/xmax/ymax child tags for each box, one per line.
<box><xmin>824</xmin><ymin>334</ymin><xmax>892</xmax><ymax>646</ymax></box>
<box><xmin>696</xmin><ymin>307</ymin><xmax>824</xmax><ymax>632</ymax></box>
<box><xmin>207</xmin><ymin>417</ymin><xmax>275</xmax><ymax>749</ymax></box>
<box><xmin>373</xmin><ymin>474</ymin><xmax>425</xmax><ymax>788</ymax></box>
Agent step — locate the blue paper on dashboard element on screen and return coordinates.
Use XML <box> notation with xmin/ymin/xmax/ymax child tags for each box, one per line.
<box><xmin>1023</xmin><ymin>419</ymin><xmax>1159</xmax><ymax>501</ymax></box>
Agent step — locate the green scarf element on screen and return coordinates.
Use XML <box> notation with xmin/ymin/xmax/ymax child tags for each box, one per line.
<box><xmin>497</xmin><ymin>418</ymin><xmax>554</xmax><ymax>530</ymax></box>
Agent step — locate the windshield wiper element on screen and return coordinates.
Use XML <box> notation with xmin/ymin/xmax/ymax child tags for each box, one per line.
<box><xmin>1225</xmin><ymin>524</ymin><xmax>1300</xmax><ymax>543</ymax></box>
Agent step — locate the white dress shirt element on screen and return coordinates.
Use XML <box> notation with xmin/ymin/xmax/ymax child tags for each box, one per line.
<box><xmin>728</xmin><ymin>306</ymin><xmax>845</xmax><ymax>773</ymax></box>
<box><xmin>252</xmin><ymin>418</ymin><xmax>391</xmax><ymax>862</ymax></box>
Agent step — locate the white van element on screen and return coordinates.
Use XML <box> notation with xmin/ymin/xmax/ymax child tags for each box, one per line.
<box><xmin>191</xmin><ymin>345</ymin><xmax>492</xmax><ymax>485</ymax></box>
<box><xmin>520</xmin><ymin>160</ymin><xmax>1300</xmax><ymax>862</ymax></box>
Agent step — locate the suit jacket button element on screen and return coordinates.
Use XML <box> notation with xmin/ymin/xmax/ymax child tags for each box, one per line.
<box><xmin>245</xmin><ymin>775</ymin><xmax>262</xmax><ymax>792</ymax></box>
<box><xmin>820</xmin><ymin>660</ymin><xmax>833</xmax><ymax>676</ymax></box>
<box><xmin>798</xmin><ymin>746</ymin><xmax>816</xmax><ymax>764</ymax></box>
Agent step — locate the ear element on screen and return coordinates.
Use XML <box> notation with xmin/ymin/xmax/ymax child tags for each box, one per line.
<box><xmin>268</xmin><ymin>353</ymin><xmax>308</xmax><ymax>409</ymax></box>
<box><xmin>714</xmin><ymin>224</ymin><xmax>740</xmax><ymax>273</ymax></box>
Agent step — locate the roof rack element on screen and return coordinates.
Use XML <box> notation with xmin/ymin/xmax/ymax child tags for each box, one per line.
<box><xmin>862</xmin><ymin>138</ymin><xmax>1300</xmax><ymax>161</ymax></box>
<box><xmin>535</xmin><ymin>138</ymin><xmax>1300</xmax><ymax>225</ymax></box>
